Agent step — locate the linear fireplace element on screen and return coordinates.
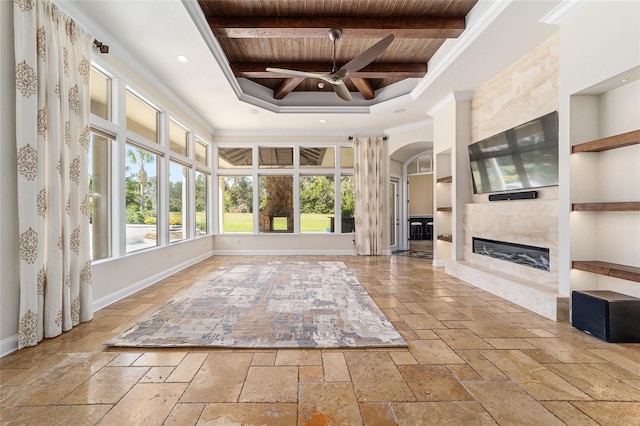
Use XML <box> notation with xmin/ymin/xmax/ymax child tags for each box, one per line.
<box><xmin>472</xmin><ymin>237</ymin><xmax>550</xmax><ymax>271</ymax></box>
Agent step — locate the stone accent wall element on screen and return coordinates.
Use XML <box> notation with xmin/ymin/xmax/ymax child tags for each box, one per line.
<box><xmin>471</xmin><ymin>33</ymin><xmax>559</xmax><ymax>143</ymax></box>
<box><xmin>464</xmin><ymin>34</ymin><xmax>560</xmax><ymax>291</ymax></box>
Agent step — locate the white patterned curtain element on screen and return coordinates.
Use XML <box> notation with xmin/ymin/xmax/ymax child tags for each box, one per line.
<box><xmin>353</xmin><ymin>136</ymin><xmax>388</xmax><ymax>255</ymax></box>
<box><xmin>14</xmin><ymin>0</ymin><xmax>94</xmax><ymax>349</ymax></box>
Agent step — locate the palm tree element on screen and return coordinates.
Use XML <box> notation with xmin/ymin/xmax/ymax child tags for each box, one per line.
<box><xmin>126</xmin><ymin>148</ymin><xmax>153</xmax><ymax>214</ymax></box>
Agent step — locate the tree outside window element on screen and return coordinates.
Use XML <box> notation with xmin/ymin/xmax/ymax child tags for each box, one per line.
<box><xmin>125</xmin><ymin>144</ymin><xmax>158</xmax><ymax>252</ymax></box>
<box><xmin>219</xmin><ymin>176</ymin><xmax>253</xmax><ymax>233</ymax></box>
<box><xmin>300</xmin><ymin>175</ymin><xmax>334</xmax><ymax>232</ymax></box>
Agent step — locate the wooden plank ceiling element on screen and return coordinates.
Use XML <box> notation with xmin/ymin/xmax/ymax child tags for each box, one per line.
<box><xmin>197</xmin><ymin>0</ymin><xmax>477</xmax><ymax>101</ymax></box>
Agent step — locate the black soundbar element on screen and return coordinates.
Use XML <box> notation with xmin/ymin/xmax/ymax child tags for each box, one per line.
<box><xmin>488</xmin><ymin>190</ymin><xmax>538</xmax><ymax>201</ymax></box>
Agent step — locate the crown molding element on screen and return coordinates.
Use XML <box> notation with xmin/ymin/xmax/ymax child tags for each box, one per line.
<box><xmin>426</xmin><ymin>91</ymin><xmax>474</xmax><ymax>117</ymax></box>
<box><xmin>539</xmin><ymin>0</ymin><xmax>588</xmax><ymax>25</ymax></box>
<box><xmin>412</xmin><ymin>0</ymin><xmax>512</xmax><ymax>99</ymax></box>
<box><xmin>385</xmin><ymin>118</ymin><xmax>433</xmax><ymax>135</ymax></box>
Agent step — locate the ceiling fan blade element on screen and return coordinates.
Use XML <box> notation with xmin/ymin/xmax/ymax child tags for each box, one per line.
<box><xmin>333</xmin><ymin>82</ymin><xmax>352</xmax><ymax>102</ymax></box>
<box><xmin>336</xmin><ymin>33</ymin><xmax>395</xmax><ymax>78</ymax></box>
<box><xmin>266</xmin><ymin>67</ymin><xmax>327</xmax><ymax>80</ymax></box>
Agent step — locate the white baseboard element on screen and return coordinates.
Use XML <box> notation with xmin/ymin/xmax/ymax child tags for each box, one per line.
<box><xmin>0</xmin><ymin>334</ymin><xmax>18</xmax><ymax>358</ymax></box>
<box><xmin>212</xmin><ymin>250</ymin><xmax>357</xmax><ymax>256</ymax></box>
<box><xmin>93</xmin><ymin>251</ymin><xmax>214</xmax><ymax>311</ymax></box>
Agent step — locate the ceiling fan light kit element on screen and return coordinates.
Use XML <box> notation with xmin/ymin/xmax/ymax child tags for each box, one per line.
<box><xmin>266</xmin><ymin>28</ymin><xmax>395</xmax><ymax>102</ymax></box>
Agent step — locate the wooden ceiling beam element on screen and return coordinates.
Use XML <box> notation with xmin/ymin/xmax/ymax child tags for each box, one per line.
<box><xmin>231</xmin><ymin>62</ymin><xmax>427</xmax><ymax>79</ymax></box>
<box><xmin>273</xmin><ymin>77</ymin><xmax>305</xmax><ymax>99</ymax></box>
<box><xmin>209</xmin><ymin>17</ymin><xmax>465</xmax><ymax>39</ymax></box>
<box><xmin>350</xmin><ymin>78</ymin><xmax>375</xmax><ymax>100</ymax></box>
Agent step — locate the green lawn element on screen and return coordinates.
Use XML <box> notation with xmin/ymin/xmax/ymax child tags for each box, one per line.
<box><xmin>222</xmin><ymin>212</ymin><xmax>334</xmax><ymax>233</ymax></box>
<box><xmin>169</xmin><ymin>211</ymin><xmax>208</xmax><ymax>231</ymax></box>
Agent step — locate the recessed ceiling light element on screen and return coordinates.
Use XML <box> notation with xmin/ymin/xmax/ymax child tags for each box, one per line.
<box><xmin>248</xmin><ymin>109</ymin><xmax>259</xmax><ymax>114</ymax></box>
<box><xmin>620</xmin><ymin>78</ymin><xmax>628</xmax><ymax>83</ymax></box>
<box><xmin>319</xmin><ymin>119</ymin><xmax>326</xmax><ymax>123</ymax></box>
<box><xmin>177</xmin><ymin>55</ymin><xmax>190</xmax><ymax>63</ymax></box>
<box><xmin>394</xmin><ymin>108</ymin><xmax>406</xmax><ymax>114</ymax></box>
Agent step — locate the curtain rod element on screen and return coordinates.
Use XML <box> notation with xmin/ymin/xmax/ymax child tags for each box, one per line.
<box><xmin>348</xmin><ymin>136</ymin><xmax>388</xmax><ymax>141</ymax></box>
<box><xmin>93</xmin><ymin>39</ymin><xmax>109</xmax><ymax>54</ymax></box>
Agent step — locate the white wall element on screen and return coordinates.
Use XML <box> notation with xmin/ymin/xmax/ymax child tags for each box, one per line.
<box><xmin>0</xmin><ymin>0</ymin><xmax>20</xmax><ymax>352</ymax></box>
<box><xmin>559</xmin><ymin>0</ymin><xmax>640</xmax><ymax>297</ymax></box>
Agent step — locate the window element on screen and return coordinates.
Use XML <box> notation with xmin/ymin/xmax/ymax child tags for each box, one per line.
<box><xmin>300</xmin><ymin>147</ymin><xmax>335</xmax><ymax>168</ymax></box>
<box><xmin>300</xmin><ymin>175</ymin><xmax>334</xmax><ymax>233</ymax></box>
<box><xmin>169</xmin><ymin>161</ymin><xmax>187</xmax><ymax>242</ymax></box>
<box><xmin>407</xmin><ymin>152</ymin><xmax>433</xmax><ymax>174</ymax></box>
<box><xmin>125</xmin><ymin>144</ymin><xmax>158</xmax><ymax>252</ymax></box>
<box><xmin>169</xmin><ymin>120</ymin><xmax>188</xmax><ymax>157</ymax></box>
<box><xmin>88</xmin><ymin>131</ymin><xmax>112</xmax><ymax>260</ymax></box>
<box><xmin>195</xmin><ymin>171</ymin><xmax>208</xmax><ymax>236</ymax></box>
<box><xmin>259</xmin><ymin>147</ymin><xmax>293</xmax><ymax>169</ymax></box>
<box><xmin>340</xmin><ymin>146</ymin><xmax>353</xmax><ymax>168</ymax></box>
<box><xmin>219</xmin><ymin>176</ymin><xmax>253</xmax><ymax>233</ymax></box>
<box><xmin>126</xmin><ymin>91</ymin><xmax>159</xmax><ymax>143</ymax></box>
<box><xmin>259</xmin><ymin>175</ymin><xmax>293</xmax><ymax>233</ymax></box>
<box><xmin>340</xmin><ymin>175</ymin><xmax>355</xmax><ymax>233</ymax></box>
<box><xmin>219</xmin><ymin>147</ymin><xmax>252</xmax><ymax>169</ymax></box>
<box><xmin>90</xmin><ymin>68</ymin><xmax>111</xmax><ymax>121</ymax></box>
<box><xmin>195</xmin><ymin>138</ymin><xmax>208</xmax><ymax>166</ymax></box>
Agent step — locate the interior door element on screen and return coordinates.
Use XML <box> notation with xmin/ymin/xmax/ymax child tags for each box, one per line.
<box><xmin>390</xmin><ymin>178</ymin><xmax>399</xmax><ymax>251</ymax></box>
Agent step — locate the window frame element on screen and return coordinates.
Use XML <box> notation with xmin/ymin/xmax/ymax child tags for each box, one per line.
<box><xmin>214</xmin><ymin>143</ymin><xmax>353</xmax><ymax>235</ymax></box>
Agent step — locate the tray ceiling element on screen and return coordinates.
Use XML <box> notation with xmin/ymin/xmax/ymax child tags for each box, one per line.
<box><xmin>197</xmin><ymin>0</ymin><xmax>477</xmax><ymax>103</ymax></box>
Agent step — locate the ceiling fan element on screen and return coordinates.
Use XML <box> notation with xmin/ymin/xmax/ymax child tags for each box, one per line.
<box><xmin>266</xmin><ymin>29</ymin><xmax>395</xmax><ymax>102</ymax></box>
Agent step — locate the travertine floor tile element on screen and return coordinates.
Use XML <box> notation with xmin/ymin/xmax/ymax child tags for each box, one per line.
<box><xmin>322</xmin><ymin>352</ymin><xmax>351</xmax><ymax>381</ymax></box>
<box><xmin>1</xmin><ymin>353</ymin><xmax>114</xmax><ymax>406</ymax></box>
<box><xmin>407</xmin><ymin>339</ymin><xmax>465</xmax><ymax>364</ymax></box>
<box><xmin>99</xmin><ymin>382</ymin><xmax>187</xmax><ymax>425</ymax></box>
<box><xmin>0</xmin><ymin>405</ymin><xmax>111</xmax><ymax>426</ymax></box>
<box><xmin>541</xmin><ymin>401</ymin><xmax>600</xmax><ymax>426</ymax></box>
<box><xmin>526</xmin><ymin>338</ymin><xmax>608</xmax><ymax>363</ymax></box>
<box><xmin>462</xmin><ymin>320</ymin><xmax>538</xmax><ymax>338</ymax></box>
<box><xmin>589</xmin><ymin>347</ymin><xmax>640</xmax><ymax>376</ymax></box>
<box><xmin>166</xmin><ymin>352</ymin><xmax>208</xmax><ymax>382</ymax></box>
<box><xmin>389</xmin><ymin>351</ymin><xmax>418</xmax><ymax>365</ymax></box>
<box><xmin>199</xmin><ymin>402</ymin><xmax>297</xmax><ymax>425</ymax></box>
<box><xmin>239</xmin><ymin>366</ymin><xmax>298</xmax><ymax>402</ymax></box>
<box><xmin>344</xmin><ymin>351</ymin><xmax>415</xmax><ymax>402</ymax></box>
<box><xmin>298</xmin><ymin>382</ymin><xmax>363</xmax><ymax>425</ymax></box>
<box><xmin>299</xmin><ymin>365</ymin><xmax>324</xmax><ymax>381</ymax></box>
<box><xmin>181</xmin><ymin>352</ymin><xmax>252</xmax><ymax>402</ymax></box>
<box><xmin>398</xmin><ymin>364</ymin><xmax>473</xmax><ymax>401</ymax></box>
<box><xmin>391</xmin><ymin>401</ymin><xmax>497</xmax><ymax>425</ymax></box>
<box><xmin>61</xmin><ymin>366</ymin><xmax>148</xmax><ymax>404</ymax></box>
<box><xmin>164</xmin><ymin>403</ymin><xmax>205</xmax><ymax>425</ymax></box>
<box><xmin>547</xmin><ymin>363</ymin><xmax>640</xmax><ymax>401</ymax></box>
<box><xmin>435</xmin><ymin>329</ymin><xmax>494</xmax><ymax>350</ymax></box>
<box><xmin>4</xmin><ymin>255</ymin><xmax>638</xmax><ymax>426</ymax></box>
<box><xmin>464</xmin><ymin>381</ymin><xmax>564</xmax><ymax>425</ymax></box>
<box><xmin>275</xmin><ymin>349</ymin><xmax>322</xmax><ymax>366</ymax></box>
<box><xmin>359</xmin><ymin>402</ymin><xmax>398</xmax><ymax>425</ymax></box>
<box><xmin>571</xmin><ymin>401</ymin><xmax>640</xmax><ymax>425</ymax></box>
<box><xmin>132</xmin><ymin>351</ymin><xmax>187</xmax><ymax>366</ymax></box>
<box><xmin>480</xmin><ymin>350</ymin><xmax>591</xmax><ymax>400</ymax></box>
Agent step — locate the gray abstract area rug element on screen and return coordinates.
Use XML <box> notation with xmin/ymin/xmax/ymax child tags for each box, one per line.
<box><xmin>107</xmin><ymin>261</ymin><xmax>407</xmax><ymax>349</ymax></box>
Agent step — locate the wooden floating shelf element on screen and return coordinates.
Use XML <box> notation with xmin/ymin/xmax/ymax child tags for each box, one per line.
<box><xmin>572</xmin><ymin>261</ymin><xmax>640</xmax><ymax>283</ymax></box>
<box><xmin>437</xmin><ymin>175</ymin><xmax>453</xmax><ymax>183</ymax></box>
<box><xmin>437</xmin><ymin>235</ymin><xmax>452</xmax><ymax>242</ymax></box>
<box><xmin>572</xmin><ymin>129</ymin><xmax>640</xmax><ymax>153</ymax></box>
<box><xmin>572</xmin><ymin>202</ymin><xmax>640</xmax><ymax>212</ymax></box>
<box><xmin>436</xmin><ymin>207</ymin><xmax>452</xmax><ymax>212</ymax></box>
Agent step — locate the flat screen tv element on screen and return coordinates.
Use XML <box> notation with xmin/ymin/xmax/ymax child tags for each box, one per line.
<box><xmin>468</xmin><ymin>111</ymin><xmax>559</xmax><ymax>194</ymax></box>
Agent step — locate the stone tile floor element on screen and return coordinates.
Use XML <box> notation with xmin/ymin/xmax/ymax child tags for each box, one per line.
<box><xmin>1</xmin><ymin>255</ymin><xmax>639</xmax><ymax>425</ymax></box>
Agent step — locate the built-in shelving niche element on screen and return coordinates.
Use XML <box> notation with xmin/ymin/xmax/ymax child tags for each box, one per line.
<box><xmin>570</xmin><ymin>126</ymin><xmax>640</xmax><ymax>291</ymax></box>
